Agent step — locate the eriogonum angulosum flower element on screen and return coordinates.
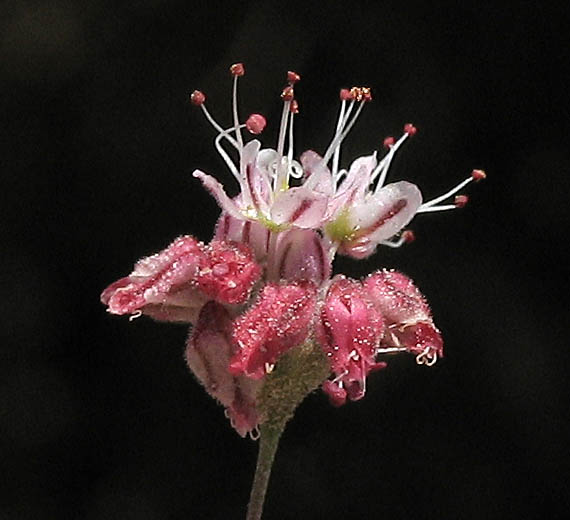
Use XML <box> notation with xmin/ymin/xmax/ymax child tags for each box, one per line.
<box><xmin>101</xmin><ymin>64</ymin><xmax>485</xmax><ymax>438</ymax></box>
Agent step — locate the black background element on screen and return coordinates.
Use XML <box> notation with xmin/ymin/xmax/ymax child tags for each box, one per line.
<box><xmin>2</xmin><ymin>1</ymin><xmax>569</xmax><ymax>518</ymax></box>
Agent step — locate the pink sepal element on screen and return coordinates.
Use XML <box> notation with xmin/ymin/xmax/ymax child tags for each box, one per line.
<box><xmin>100</xmin><ymin>236</ymin><xmax>208</xmax><ymax>322</ymax></box>
<box><xmin>185</xmin><ymin>302</ymin><xmax>260</xmax><ymax>437</ymax></box>
<box><xmin>196</xmin><ymin>240</ymin><xmax>261</xmax><ymax>305</ymax></box>
<box><xmin>230</xmin><ymin>280</ymin><xmax>317</xmax><ymax>379</ymax></box>
<box><xmin>364</xmin><ymin>269</ymin><xmax>443</xmax><ymax>359</ymax></box>
<box><xmin>316</xmin><ymin>277</ymin><xmax>384</xmax><ymax>402</ymax></box>
<box><xmin>271</xmin><ymin>228</ymin><xmax>331</xmax><ymax>284</ymax></box>
<box><xmin>215</xmin><ymin>213</ymin><xmax>271</xmax><ymax>262</ymax></box>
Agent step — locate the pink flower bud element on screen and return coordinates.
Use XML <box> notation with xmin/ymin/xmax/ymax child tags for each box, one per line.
<box><xmin>316</xmin><ymin>277</ymin><xmax>384</xmax><ymax>403</ymax></box>
<box><xmin>364</xmin><ymin>270</ymin><xmax>443</xmax><ymax>361</ymax></box>
<box><xmin>185</xmin><ymin>302</ymin><xmax>261</xmax><ymax>437</ymax></box>
<box><xmin>272</xmin><ymin>229</ymin><xmax>331</xmax><ymax>285</ymax></box>
<box><xmin>197</xmin><ymin>240</ymin><xmax>261</xmax><ymax>305</ymax></box>
<box><xmin>230</xmin><ymin>281</ymin><xmax>317</xmax><ymax>379</ymax></box>
<box><xmin>100</xmin><ymin>236</ymin><xmax>208</xmax><ymax>323</ymax></box>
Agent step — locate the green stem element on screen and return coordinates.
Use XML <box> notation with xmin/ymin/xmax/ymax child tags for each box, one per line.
<box><xmin>246</xmin><ymin>423</ymin><xmax>285</xmax><ymax>520</ymax></box>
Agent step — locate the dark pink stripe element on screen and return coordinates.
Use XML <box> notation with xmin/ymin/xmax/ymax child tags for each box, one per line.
<box><xmin>359</xmin><ymin>199</ymin><xmax>407</xmax><ymax>236</ymax></box>
<box><xmin>290</xmin><ymin>199</ymin><xmax>312</xmax><ymax>223</ymax></box>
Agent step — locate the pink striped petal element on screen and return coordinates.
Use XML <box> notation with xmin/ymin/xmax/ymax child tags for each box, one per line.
<box><xmin>270</xmin><ymin>187</ymin><xmax>328</xmax><ymax>228</ymax></box>
<box><xmin>215</xmin><ymin>213</ymin><xmax>271</xmax><ymax>262</ymax></box>
<box><xmin>272</xmin><ymin>228</ymin><xmax>331</xmax><ymax>284</ymax></box>
<box><xmin>192</xmin><ymin>169</ymin><xmax>245</xmax><ymax>220</ymax></box>
<box><xmin>300</xmin><ymin>150</ymin><xmax>334</xmax><ymax>195</ymax></box>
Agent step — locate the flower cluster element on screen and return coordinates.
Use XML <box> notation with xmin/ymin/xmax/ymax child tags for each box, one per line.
<box><xmin>101</xmin><ymin>64</ymin><xmax>484</xmax><ymax>437</ymax></box>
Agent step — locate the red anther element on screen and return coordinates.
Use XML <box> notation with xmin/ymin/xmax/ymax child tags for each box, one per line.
<box><xmin>287</xmin><ymin>70</ymin><xmax>301</xmax><ymax>84</ymax></box>
<box><xmin>471</xmin><ymin>169</ymin><xmax>486</xmax><ymax>181</ymax></box>
<box><xmin>290</xmin><ymin>100</ymin><xmax>299</xmax><ymax>114</ymax></box>
<box><xmin>361</xmin><ymin>87</ymin><xmax>372</xmax><ymax>102</ymax></box>
<box><xmin>383</xmin><ymin>136</ymin><xmax>395</xmax><ymax>148</ymax></box>
<box><xmin>230</xmin><ymin>63</ymin><xmax>245</xmax><ymax>76</ymax></box>
<box><xmin>455</xmin><ymin>195</ymin><xmax>469</xmax><ymax>208</ymax></box>
<box><xmin>404</xmin><ymin>123</ymin><xmax>417</xmax><ymax>136</ymax></box>
<box><xmin>281</xmin><ymin>85</ymin><xmax>294</xmax><ymax>101</ymax></box>
<box><xmin>402</xmin><ymin>230</ymin><xmax>415</xmax><ymax>243</ymax></box>
<box><xmin>350</xmin><ymin>87</ymin><xmax>362</xmax><ymax>101</ymax></box>
<box><xmin>339</xmin><ymin>88</ymin><xmax>352</xmax><ymax>101</ymax></box>
<box><xmin>190</xmin><ymin>90</ymin><xmax>206</xmax><ymax>106</ymax></box>
<box><xmin>245</xmin><ymin>113</ymin><xmax>267</xmax><ymax>135</ymax></box>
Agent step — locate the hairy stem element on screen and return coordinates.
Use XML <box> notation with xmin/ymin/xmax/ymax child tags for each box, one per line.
<box><xmin>246</xmin><ymin>423</ymin><xmax>284</xmax><ymax>520</ymax></box>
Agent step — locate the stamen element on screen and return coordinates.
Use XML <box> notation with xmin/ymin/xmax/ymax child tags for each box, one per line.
<box><xmin>375</xmin><ymin>346</ymin><xmax>408</xmax><ymax>354</ymax></box>
<box><xmin>332</xmin><ymin>94</ymin><xmax>347</xmax><ymax>179</ymax></box>
<box><xmin>214</xmin><ymin>124</ymin><xmax>247</xmax><ymax>179</ymax></box>
<box><xmin>275</xmin><ymin>86</ymin><xmax>293</xmax><ymax>190</ymax></box>
<box><xmin>199</xmin><ymin>104</ymin><xmax>239</xmax><ymax>148</ymax></box>
<box><xmin>383</xmin><ymin>136</ymin><xmax>395</xmax><ymax>149</ymax></box>
<box><xmin>331</xmin><ymin>369</ymin><xmax>349</xmax><ymax>384</ymax></box>
<box><xmin>287</xmin><ymin>70</ymin><xmax>301</xmax><ymax>84</ymax></box>
<box><xmin>372</xmin><ymin>132</ymin><xmax>410</xmax><ymax>191</ymax></box>
<box><xmin>454</xmin><ymin>195</ymin><xmax>469</xmax><ymax>208</ymax></box>
<box><xmin>321</xmin><ymin>94</ymin><xmax>366</xmax><ymax>166</ymax></box>
<box><xmin>416</xmin><ymin>347</ymin><xmax>438</xmax><ymax>366</ymax></box>
<box><xmin>418</xmin><ymin>176</ymin><xmax>474</xmax><ymax>211</ymax></box>
<box><xmin>230</xmin><ymin>62</ymin><xmax>245</xmax><ymax>76</ymax></box>
<box><xmin>380</xmin><ymin>229</ymin><xmax>415</xmax><ymax>248</ymax></box>
<box><xmin>232</xmin><ymin>73</ymin><xmax>244</xmax><ymax>151</ymax></box>
<box><xmin>190</xmin><ymin>90</ymin><xmax>206</xmax><ymax>106</ymax></box>
<box><xmin>245</xmin><ymin>114</ymin><xmax>266</xmax><ymax>135</ymax></box>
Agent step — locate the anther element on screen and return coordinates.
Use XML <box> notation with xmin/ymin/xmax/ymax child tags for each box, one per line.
<box><xmin>245</xmin><ymin>113</ymin><xmax>267</xmax><ymax>135</ymax></box>
<box><xmin>230</xmin><ymin>63</ymin><xmax>245</xmax><ymax>76</ymax></box>
<box><xmin>471</xmin><ymin>169</ymin><xmax>486</xmax><ymax>181</ymax></box>
<box><xmin>287</xmin><ymin>70</ymin><xmax>301</xmax><ymax>84</ymax></box>
<box><xmin>383</xmin><ymin>136</ymin><xmax>395</xmax><ymax>148</ymax></box>
<box><xmin>404</xmin><ymin>123</ymin><xmax>417</xmax><ymax>136</ymax></box>
<box><xmin>454</xmin><ymin>195</ymin><xmax>469</xmax><ymax>208</ymax></box>
<box><xmin>339</xmin><ymin>88</ymin><xmax>352</xmax><ymax>101</ymax></box>
<box><xmin>290</xmin><ymin>100</ymin><xmax>299</xmax><ymax>114</ymax></box>
<box><xmin>281</xmin><ymin>85</ymin><xmax>294</xmax><ymax>101</ymax></box>
<box><xmin>402</xmin><ymin>230</ymin><xmax>415</xmax><ymax>243</ymax></box>
<box><xmin>190</xmin><ymin>90</ymin><xmax>206</xmax><ymax>106</ymax></box>
<box><xmin>350</xmin><ymin>87</ymin><xmax>363</xmax><ymax>101</ymax></box>
<box><xmin>361</xmin><ymin>87</ymin><xmax>372</xmax><ymax>102</ymax></box>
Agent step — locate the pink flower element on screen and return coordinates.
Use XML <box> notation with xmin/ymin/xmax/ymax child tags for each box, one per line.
<box><xmin>102</xmin><ymin>64</ymin><xmax>484</xmax><ymax>436</ymax></box>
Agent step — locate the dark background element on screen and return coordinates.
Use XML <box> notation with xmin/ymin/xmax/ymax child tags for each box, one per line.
<box><xmin>2</xmin><ymin>0</ymin><xmax>569</xmax><ymax>518</ymax></box>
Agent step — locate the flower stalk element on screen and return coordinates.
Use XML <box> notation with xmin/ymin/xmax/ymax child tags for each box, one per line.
<box><xmin>246</xmin><ymin>423</ymin><xmax>282</xmax><ymax>520</ymax></box>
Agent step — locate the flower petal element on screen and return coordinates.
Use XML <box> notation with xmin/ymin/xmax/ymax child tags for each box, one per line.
<box><xmin>270</xmin><ymin>187</ymin><xmax>328</xmax><ymax>228</ymax></box>
<box><xmin>300</xmin><ymin>150</ymin><xmax>334</xmax><ymax>195</ymax></box>
<box><xmin>230</xmin><ymin>280</ymin><xmax>317</xmax><ymax>379</ymax></box>
<box><xmin>316</xmin><ymin>277</ymin><xmax>384</xmax><ymax>402</ymax></box>
<box><xmin>192</xmin><ymin>169</ymin><xmax>245</xmax><ymax>220</ymax></box>
<box><xmin>271</xmin><ymin>228</ymin><xmax>331</xmax><ymax>284</ymax></box>
<box><xmin>100</xmin><ymin>236</ymin><xmax>207</xmax><ymax>322</ymax></box>
<box><xmin>196</xmin><ymin>240</ymin><xmax>262</xmax><ymax>305</ymax></box>
<box><xmin>215</xmin><ymin>213</ymin><xmax>271</xmax><ymax>262</ymax></box>
<box><xmin>338</xmin><ymin>181</ymin><xmax>422</xmax><ymax>258</ymax></box>
<box><xmin>185</xmin><ymin>302</ymin><xmax>261</xmax><ymax>437</ymax></box>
